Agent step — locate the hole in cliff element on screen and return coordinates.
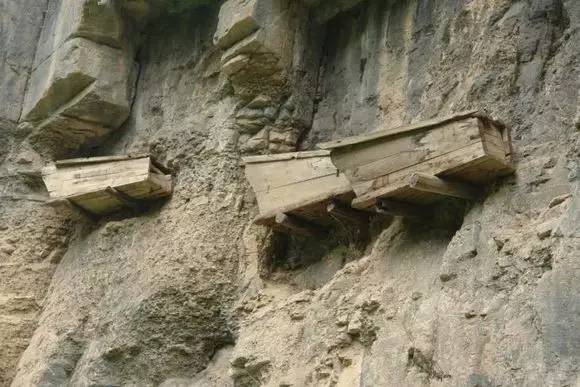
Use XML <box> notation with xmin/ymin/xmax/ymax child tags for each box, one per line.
<box><xmin>260</xmin><ymin>197</ymin><xmax>469</xmax><ymax>289</ymax></box>
<box><xmin>265</xmin><ymin>221</ymin><xmax>368</xmax><ymax>289</ymax></box>
<box><xmin>424</xmin><ymin>198</ymin><xmax>470</xmax><ymax>234</ymax></box>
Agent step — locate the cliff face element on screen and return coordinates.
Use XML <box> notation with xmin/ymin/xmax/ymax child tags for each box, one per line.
<box><xmin>1</xmin><ymin>0</ymin><xmax>579</xmax><ymax>386</ymax></box>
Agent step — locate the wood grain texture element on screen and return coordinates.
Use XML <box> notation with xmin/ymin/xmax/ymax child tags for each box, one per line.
<box><xmin>318</xmin><ymin>110</ymin><xmax>480</xmax><ymax>149</ymax></box>
<box><xmin>409</xmin><ymin>173</ymin><xmax>480</xmax><ymax>200</ymax></box>
<box><xmin>42</xmin><ymin>156</ymin><xmax>172</xmax><ymax>216</ymax></box>
<box><xmin>326</xmin><ymin>114</ymin><xmax>514</xmax><ymax>210</ymax></box>
<box><xmin>244</xmin><ymin>152</ymin><xmax>353</xmax><ymax>224</ymax></box>
<box><xmin>273</xmin><ymin>213</ymin><xmax>326</xmax><ymax>238</ymax></box>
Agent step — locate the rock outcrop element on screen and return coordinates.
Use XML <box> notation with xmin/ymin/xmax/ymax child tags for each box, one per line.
<box><xmin>0</xmin><ymin>0</ymin><xmax>579</xmax><ymax>386</ymax></box>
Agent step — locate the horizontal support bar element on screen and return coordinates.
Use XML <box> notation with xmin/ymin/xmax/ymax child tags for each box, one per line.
<box><xmin>327</xmin><ymin>200</ymin><xmax>369</xmax><ymax>225</ymax></box>
<box><xmin>409</xmin><ymin>173</ymin><xmax>480</xmax><ymax>200</ymax></box>
<box><xmin>274</xmin><ymin>213</ymin><xmax>325</xmax><ymax>238</ymax></box>
<box><xmin>375</xmin><ymin>198</ymin><xmax>427</xmax><ymax>218</ymax></box>
<box><xmin>105</xmin><ymin>186</ymin><xmax>142</xmax><ymax>211</ymax></box>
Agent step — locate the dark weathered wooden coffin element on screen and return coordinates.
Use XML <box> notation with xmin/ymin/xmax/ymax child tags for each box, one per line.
<box><xmin>42</xmin><ymin>154</ymin><xmax>172</xmax><ymax>216</ymax></box>
<box><xmin>318</xmin><ymin>111</ymin><xmax>514</xmax><ymax>209</ymax></box>
<box><xmin>243</xmin><ymin>150</ymin><xmax>354</xmax><ymax>227</ymax></box>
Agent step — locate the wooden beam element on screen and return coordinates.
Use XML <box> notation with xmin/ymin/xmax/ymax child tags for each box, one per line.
<box><xmin>243</xmin><ymin>150</ymin><xmax>330</xmax><ymax>164</ymax></box>
<box><xmin>150</xmin><ymin>158</ymin><xmax>172</xmax><ymax>175</ymax></box>
<box><xmin>375</xmin><ymin>199</ymin><xmax>427</xmax><ymax>218</ymax></box>
<box><xmin>409</xmin><ymin>173</ymin><xmax>480</xmax><ymax>200</ymax></box>
<box><xmin>326</xmin><ymin>200</ymin><xmax>369</xmax><ymax>226</ymax></box>
<box><xmin>105</xmin><ymin>187</ymin><xmax>142</xmax><ymax>211</ymax></box>
<box><xmin>318</xmin><ymin>110</ymin><xmax>479</xmax><ymax>149</ymax></box>
<box><xmin>54</xmin><ymin>154</ymin><xmax>149</xmax><ymax>167</ymax></box>
<box><xmin>274</xmin><ymin>213</ymin><xmax>325</xmax><ymax>238</ymax></box>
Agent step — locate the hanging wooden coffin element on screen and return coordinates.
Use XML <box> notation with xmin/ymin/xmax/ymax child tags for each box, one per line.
<box><xmin>42</xmin><ymin>154</ymin><xmax>172</xmax><ymax>217</ymax></box>
<box><xmin>243</xmin><ymin>150</ymin><xmax>354</xmax><ymax>227</ymax></box>
<box><xmin>318</xmin><ymin>111</ymin><xmax>514</xmax><ymax>209</ymax></box>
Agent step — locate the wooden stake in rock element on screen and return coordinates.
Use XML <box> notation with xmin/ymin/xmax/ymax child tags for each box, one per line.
<box><xmin>375</xmin><ymin>198</ymin><xmax>427</xmax><ymax>219</ymax></box>
<box><xmin>274</xmin><ymin>213</ymin><xmax>325</xmax><ymax>238</ymax></box>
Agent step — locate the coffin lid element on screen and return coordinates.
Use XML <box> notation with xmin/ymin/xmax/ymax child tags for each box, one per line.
<box><xmin>242</xmin><ymin>150</ymin><xmax>331</xmax><ymax>165</ymax></box>
<box><xmin>49</xmin><ymin>153</ymin><xmax>171</xmax><ymax>174</ymax></box>
<box><xmin>318</xmin><ymin>110</ymin><xmax>504</xmax><ymax>150</ymax></box>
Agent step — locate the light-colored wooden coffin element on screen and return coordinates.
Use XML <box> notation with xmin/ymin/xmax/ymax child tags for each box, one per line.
<box><xmin>42</xmin><ymin>154</ymin><xmax>172</xmax><ymax>218</ymax></box>
<box><xmin>243</xmin><ymin>150</ymin><xmax>355</xmax><ymax>231</ymax></box>
<box><xmin>318</xmin><ymin>111</ymin><xmax>514</xmax><ymax>210</ymax></box>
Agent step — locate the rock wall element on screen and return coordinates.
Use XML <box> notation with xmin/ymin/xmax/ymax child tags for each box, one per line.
<box><xmin>1</xmin><ymin>0</ymin><xmax>579</xmax><ymax>386</ymax></box>
<box><xmin>0</xmin><ymin>1</ymin><xmax>72</xmax><ymax>385</ymax></box>
<box><xmin>21</xmin><ymin>0</ymin><xmax>138</xmax><ymax>158</ymax></box>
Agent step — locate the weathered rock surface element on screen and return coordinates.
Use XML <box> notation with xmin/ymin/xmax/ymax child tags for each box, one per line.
<box><xmin>1</xmin><ymin>0</ymin><xmax>579</xmax><ymax>386</ymax></box>
<box><xmin>22</xmin><ymin>0</ymin><xmax>136</xmax><ymax>158</ymax></box>
<box><xmin>215</xmin><ymin>0</ymin><xmax>320</xmax><ymax>154</ymax></box>
<box><xmin>0</xmin><ymin>175</ymin><xmax>71</xmax><ymax>387</ymax></box>
<box><xmin>0</xmin><ymin>0</ymin><xmax>47</xmax><ymax>125</ymax></box>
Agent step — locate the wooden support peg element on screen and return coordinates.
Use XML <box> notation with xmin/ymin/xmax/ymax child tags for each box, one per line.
<box><xmin>375</xmin><ymin>199</ymin><xmax>427</xmax><ymax>219</ymax></box>
<box><xmin>326</xmin><ymin>200</ymin><xmax>369</xmax><ymax>226</ymax></box>
<box><xmin>409</xmin><ymin>173</ymin><xmax>480</xmax><ymax>200</ymax></box>
<box><xmin>105</xmin><ymin>186</ymin><xmax>142</xmax><ymax>211</ymax></box>
<box><xmin>274</xmin><ymin>213</ymin><xmax>325</xmax><ymax>238</ymax></box>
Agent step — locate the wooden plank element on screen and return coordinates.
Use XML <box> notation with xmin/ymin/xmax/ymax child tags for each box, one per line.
<box><xmin>254</xmin><ymin>188</ymin><xmax>354</xmax><ymax>225</ymax></box>
<box><xmin>44</xmin><ymin>157</ymin><xmax>150</xmax><ymax>182</ymax></box>
<box><xmin>318</xmin><ymin>110</ymin><xmax>479</xmax><ymax>149</ymax></box>
<box><xmin>243</xmin><ymin>150</ymin><xmax>330</xmax><ymax>164</ymax></box>
<box><xmin>43</xmin><ymin>160</ymin><xmax>173</xmax><ymax>216</ymax></box>
<box><xmin>48</xmin><ymin>172</ymin><xmax>150</xmax><ymax>199</ymax></box>
<box><xmin>245</xmin><ymin>156</ymin><xmax>340</xmax><ymax>193</ymax></box>
<box><xmin>43</xmin><ymin>157</ymin><xmax>151</xmax><ymax>196</ymax></box>
<box><xmin>331</xmin><ymin>119</ymin><xmax>482</xmax><ymax>195</ymax></box>
<box><xmin>149</xmin><ymin>163</ymin><xmax>163</xmax><ymax>175</ymax></box>
<box><xmin>243</xmin><ymin>151</ymin><xmax>355</xmax><ymax>223</ymax></box>
<box><xmin>351</xmin><ymin>180</ymin><xmax>410</xmax><ymax>209</ymax></box>
<box><xmin>147</xmin><ymin>173</ymin><xmax>173</xmax><ymax>196</ymax></box>
<box><xmin>254</xmin><ymin>173</ymin><xmax>352</xmax><ymax>217</ymax></box>
<box><xmin>481</xmin><ymin>129</ymin><xmax>508</xmax><ymax>160</ymax></box>
<box><xmin>74</xmin><ymin>177</ymin><xmax>171</xmax><ymax>214</ymax></box>
<box><xmin>353</xmin><ymin>142</ymin><xmax>488</xmax><ymax>198</ymax></box>
<box><xmin>441</xmin><ymin>154</ymin><xmax>514</xmax><ymax>183</ymax></box>
<box><xmin>408</xmin><ymin>173</ymin><xmax>480</xmax><ymax>200</ymax></box>
<box><xmin>54</xmin><ymin>154</ymin><xmax>150</xmax><ymax>167</ymax></box>
<box><xmin>274</xmin><ymin>213</ymin><xmax>325</xmax><ymax>238</ymax></box>
<box><xmin>331</xmin><ymin>118</ymin><xmax>480</xmax><ymax>173</ymax></box>
<box><xmin>105</xmin><ymin>187</ymin><xmax>142</xmax><ymax>211</ymax></box>
<box><xmin>150</xmin><ymin>158</ymin><xmax>171</xmax><ymax>175</ymax></box>
<box><xmin>351</xmin><ymin>142</ymin><xmax>489</xmax><ymax>209</ymax></box>
<box><xmin>48</xmin><ymin>170</ymin><xmax>150</xmax><ymax>195</ymax></box>
<box><xmin>479</xmin><ymin>118</ymin><xmax>513</xmax><ymax>162</ymax></box>
<box><xmin>499</xmin><ymin>123</ymin><xmax>513</xmax><ymax>158</ymax></box>
<box><xmin>375</xmin><ymin>198</ymin><xmax>428</xmax><ymax>218</ymax></box>
<box><xmin>379</xmin><ymin>186</ymin><xmax>441</xmax><ymax>205</ymax></box>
